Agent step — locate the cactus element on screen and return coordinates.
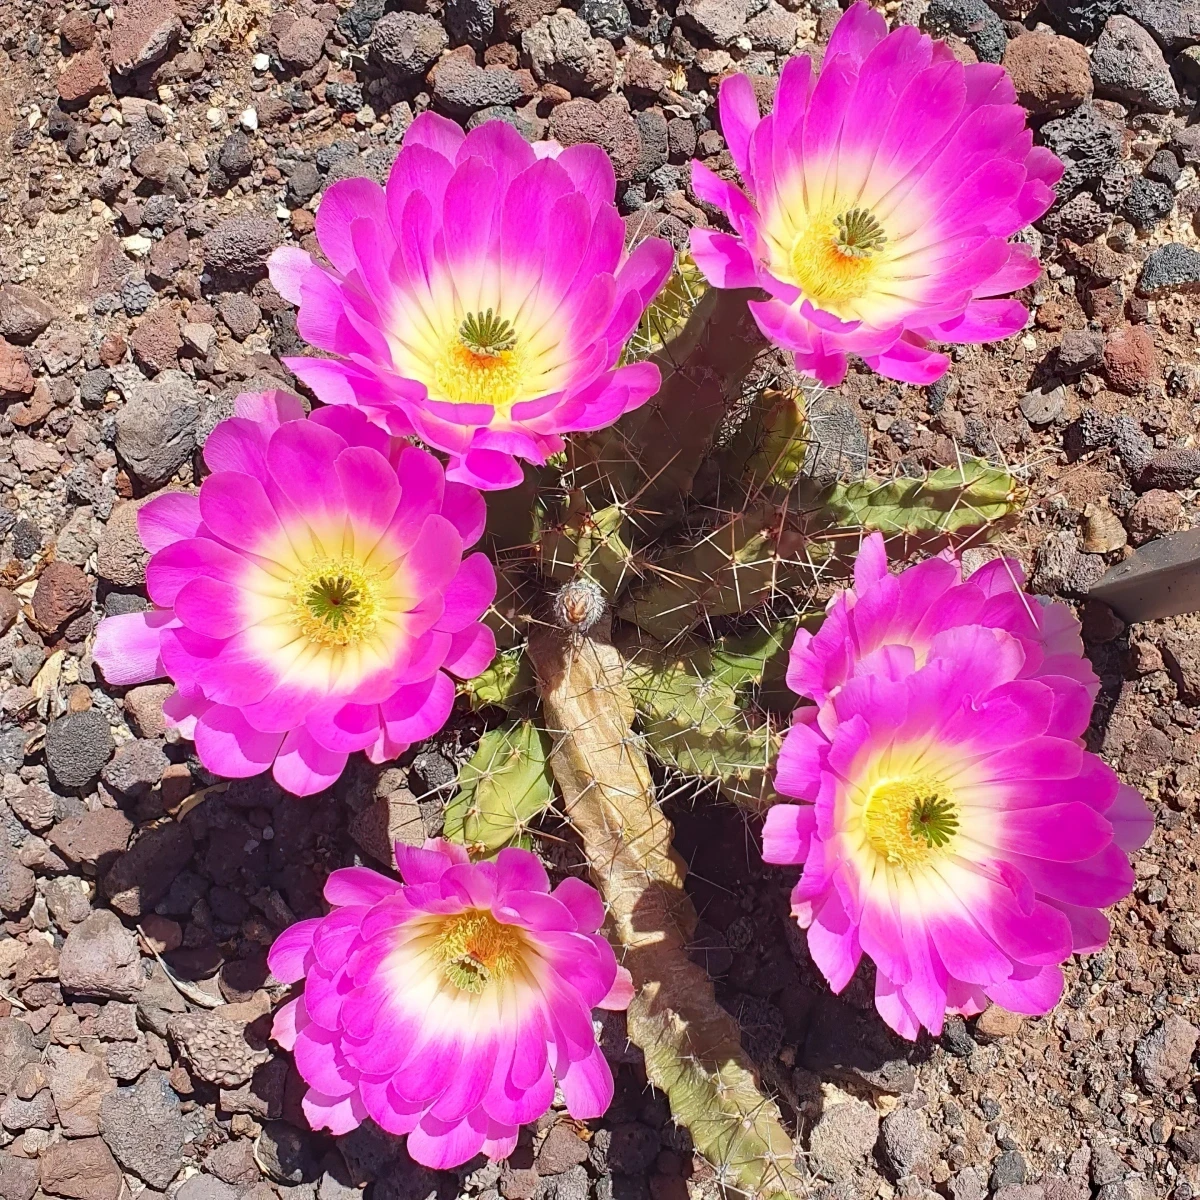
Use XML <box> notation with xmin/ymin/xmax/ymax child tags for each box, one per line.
<box><xmin>622</xmin><ymin>251</ymin><xmax>709</xmax><ymax>362</ymax></box>
<box><xmin>443</xmin><ymin>720</ymin><xmax>556</xmax><ymax>853</ymax></box>
<box><xmin>538</xmin><ymin>492</ymin><xmax>636</xmax><ymax>595</ymax></box>
<box><xmin>720</xmin><ymin>388</ymin><xmax>811</xmax><ymax>494</ymax></box>
<box><xmin>460</xmin><ymin>647</ymin><xmax>535</xmax><ymax>714</ymax></box>
<box><xmin>528</xmin><ymin>627</ymin><xmax>803</xmax><ymax>1200</ymax></box>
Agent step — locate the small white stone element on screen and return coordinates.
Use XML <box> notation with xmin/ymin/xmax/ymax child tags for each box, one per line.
<box><xmin>206</xmin><ymin>107</ymin><xmax>225</xmax><ymax>128</ymax></box>
<box><xmin>252</xmin><ymin>52</ymin><xmax>271</xmax><ymax>71</ymax></box>
<box><xmin>239</xmin><ymin>107</ymin><xmax>259</xmax><ymax>132</ymax></box>
<box><xmin>121</xmin><ymin>234</ymin><xmax>153</xmax><ymax>258</ymax></box>
<box><xmin>1021</xmin><ymin>333</ymin><xmax>1037</xmax><ymax>351</ymax></box>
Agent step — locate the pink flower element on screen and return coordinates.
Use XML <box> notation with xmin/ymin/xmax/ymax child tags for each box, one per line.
<box><xmin>92</xmin><ymin>391</ymin><xmax>496</xmax><ymax>797</ymax></box>
<box><xmin>268</xmin><ymin>115</ymin><xmax>674</xmax><ymax>491</ymax></box>
<box><xmin>762</xmin><ymin>534</ymin><xmax>1153</xmax><ymax>1039</ymax></box>
<box><xmin>268</xmin><ymin>839</ymin><xmax>634</xmax><ymax>1168</ymax></box>
<box><xmin>690</xmin><ymin>2</ymin><xmax>1063</xmax><ymax>387</ymax></box>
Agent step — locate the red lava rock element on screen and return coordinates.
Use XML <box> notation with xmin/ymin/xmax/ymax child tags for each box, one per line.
<box><xmin>0</xmin><ymin>589</ymin><xmax>18</xmax><ymax>636</ymax></box>
<box><xmin>276</xmin><ymin>13</ymin><xmax>328</xmax><ymax>69</ymax></box>
<box><xmin>123</xmin><ymin>683</ymin><xmax>175</xmax><ymax>737</ymax></box>
<box><xmin>110</xmin><ymin>0</ymin><xmax>182</xmax><ymax>75</ymax></box>
<box><xmin>1002</xmin><ymin>32</ymin><xmax>1092</xmax><ymax>114</ymax></box>
<box><xmin>0</xmin><ymin>844</ymin><xmax>36</xmax><ymax>915</ymax></box>
<box><xmin>139</xmin><ymin>914</ymin><xmax>182</xmax><ymax>954</ymax></box>
<box><xmin>147</xmin><ymin>228</ymin><xmax>191</xmax><ymax>287</ymax></box>
<box><xmin>1126</xmin><ymin>489</ymin><xmax>1185</xmax><ymax>544</ymax></box>
<box><xmin>48</xmin><ymin>809</ymin><xmax>134</xmax><ymax>868</ymax></box>
<box><xmin>1102</xmin><ymin>324</ymin><xmax>1156</xmax><ymax>392</ymax></box>
<box><xmin>0</xmin><ymin>339</ymin><xmax>35</xmax><ymax>399</ymax></box>
<box><xmin>8</xmin><ymin>380</ymin><xmax>52</xmax><ymax>428</ymax></box>
<box><xmin>0</xmin><ymin>1152</ymin><xmax>38</xmax><ymax>1200</ymax></box>
<box><xmin>129</xmin><ymin>306</ymin><xmax>184</xmax><ymax>375</ymax></box>
<box><xmin>32</xmin><ymin>561</ymin><xmax>93</xmax><ymax>632</ymax></box>
<box><xmin>549</xmin><ymin>94</ymin><xmax>641</xmax><ymax>182</ymax></box>
<box><xmin>57</xmin><ymin>49</ymin><xmax>110</xmax><ymax>104</ymax></box>
<box><xmin>39</xmin><ymin>1136</ymin><xmax>123</xmax><ymax>1200</ymax></box>
<box><xmin>98</xmin><ymin>333</ymin><xmax>127</xmax><ymax>366</ymax></box>
<box><xmin>59</xmin><ymin>11</ymin><xmax>97</xmax><ymax>49</ymax></box>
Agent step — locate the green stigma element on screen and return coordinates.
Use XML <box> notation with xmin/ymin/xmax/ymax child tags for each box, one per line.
<box><xmin>444</xmin><ymin>954</ymin><xmax>491</xmax><ymax>994</ymax></box>
<box><xmin>304</xmin><ymin>574</ymin><xmax>362</xmax><ymax>631</ymax></box>
<box><xmin>833</xmin><ymin>207</ymin><xmax>887</xmax><ymax>259</ymax></box>
<box><xmin>459</xmin><ymin>308</ymin><xmax>518</xmax><ymax>358</ymax></box>
<box><xmin>908</xmin><ymin>793</ymin><xmax>959</xmax><ymax>849</ymax></box>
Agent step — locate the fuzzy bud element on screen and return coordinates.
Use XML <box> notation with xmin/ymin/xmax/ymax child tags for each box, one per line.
<box><xmin>553</xmin><ymin>577</ymin><xmax>606</xmax><ymax>633</ymax></box>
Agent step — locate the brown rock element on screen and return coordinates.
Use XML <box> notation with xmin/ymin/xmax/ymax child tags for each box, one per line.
<box><xmin>1126</xmin><ymin>489</ymin><xmax>1185</xmax><ymax>545</ymax></box>
<box><xmin>49</xmin><ymin>809</ymin><xmax>133</xmax><ymax>868</ymax></box>
<box><xmin>277</xmin><ymin>14</ymin><xmax>328</xmax><ymax>69</ymax></box>
<box><xmin>8</xmin><ymin>380</ymin><xmax>53</xmax><ymax>428</ymax></box>
<box><xmin>1163</xmin><ymin>635</ymin><xmax>1200</xmax><ymax>705</ymax></box>
<box><xmin>0</xmin><ymin>846</ymin><xmax>35</xmax><ymax>915</ymax></box>
<box><xmin>97</xmin><ymin>498</ymin><xmax>151</xmax><ymax>588</ymax></box>
<box><xmin>39</xmin><ymin>1137</ymin><xmax>123</xmax><ymax>1200</ymax></box>
<box><xmin>0</xmin><ymin>340</ymin><xmax>35</xmax><ymax>399</ymax></box>
<box><xmin>47</xmin><ymin>1047</ymin><xmax>116</xmax><ymax>1137</ymax></box>
<box><xmin>60</xmin><ymin>11</ymin><xmax>97</xmax><ymax>49</ymax></box>
<box><xmin>0</xmin><ymin>1153</ymin><xmax>38</xmax><ymax>1200</ymax></box>
<box><xmin>549</xmin><ymin>95</ymin><xmax>641</xmax><ymax>182</ymax></box>
<box><xmin>147</xmin><ymin>228</ymin><xmax>191</xmax><ymax>286</ymax></box>
<box><xmin>111</xmin><ymin>0</ymin><xmax>181</xmax><ymax>74</ymax></box>
<box><xmin>139</xmin><ymin>914</ymin><xmax>182</xmax><ymax>954</ymax></box>
<box><xmin>537</xmin><ymin>1124</ymin><xmax>590</xmax><ymax>1175</ymax></box>
<box><xmin>130</xmin><ymin>306</ymin><xmax>183</xmax><ymax>375</ymax></box>
<box><xmin>1081</xmin><ymin>503</ymin><xmax>1127</xmax><ymax>554</ymax></box>
<box><xmin>124</xmin><ymin>683</ymin><xmax>175</xmax><ymax>738</ymax></box>
<box><xmin>59</xmin><ymin>909</ymin><xmax>144</xmax><ymax>1001</ymax></box>
<box><xmin>32</xmin><ymin>561</ymin><xmax>93</xmax><ymax>633</ymax></box>
<box><xmin>1122</xmin><ymin>725</ymin><xmax>1173</xmax><ymax>776</ymax></box>
<box><xmin>58</xmin><ymin>50</ymin><xmax>110</xmax><ymax>104</ymax></box>
<box><xmin>496</xmin><ymin>0</ymin><xmax>558</xmax><ymax>36</ymax></box>
<box><xmin>622</xmin><ymin>52</ymin><xmax>669</xmax><ymax>97</ymax></box>
<box><xmin>1102</xmin><ymin>325</ymin><xmax>1156</xmax><ymax>393</ymax></box>
<box><xmin>167</xmin><ymin>1011</ymin><xmax>271</xmax><ymax>1087</ymax></box>
<box><xmin>0</xmin><ymin>285</ymin><xmax>57</xmax><ymax>345</ymax></box>
<box><xmin>0</xmin><ymin>589</ymin><xmax>20</xmax><ymax>635</ymax></box>
<box><xmin>104</xmin><ymin>821</ymin><xmax>194</xmax><ymax>918</ymax></box>
<box><xmin>9</xmin><ymin>782</ymin><xmax>55</xmax><ymax>832</ymax></box>
<box><xmin>1002</xmin><ymin>32</ymin><xmax>1091</xmax><ymax>114</ymax></box>
<box><xmin>98</xmin><ymin>333</ymin><xmax>127</xmax><ymax>366</ymax></box>
<box><xmin>974</xmin><ymin>1005</ymin><xmax>1025</xmax><ymax>1040</ymax></box>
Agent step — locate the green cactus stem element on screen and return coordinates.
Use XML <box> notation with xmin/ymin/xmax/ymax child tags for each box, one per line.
<box><xmin>460</xmin><ymin>647</ymin><xmax>536</xmax><ymax>714</ymax></box>
<box><xmin>622</xmin><ymin>251</ymin><xmax>709</xmax><ymax>362</ymax></box>
<box><xmin>442</xmin><ymin>720</ymin><xmax>556</xmax><ymax>853</ymax></box>
<box><xmin>721</xmin><ymin>388</ymin><xmax>811</xmax><ymax>494</ymax></box>
<box><xmin>538</xmin><ymin>492</ymin><xmax>636</xmax><ymax>596</ymax></box>
<box><xmin>529</xmin><ymin>627</ymin><xmax>802</xmax><ymax>1200</ymax></box>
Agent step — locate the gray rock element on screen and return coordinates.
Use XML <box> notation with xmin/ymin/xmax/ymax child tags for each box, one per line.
<box><xmin>545</xmin><ymin>1165</ymin><xmax>588</xmax><ymax>1200</ymax></box>
<box><xmin>991</xmin><ymin>1151</ymin><xmax>1027</xmax><ymax>1191</ymax></box>
<box><xmin>0</xmin><ymin>1019</ymin><xmax>38</xmax><ymax>1092</ymax></box>
<box><xmin>446</xmin><ymin>0</ymin><xmax>493</xmax><ymax>45</ymax></box>
<box><xmin>808</xmin><ymin>1096</ymin><xmax>879</xmax><ymax>1183</ymax></box>
<box><xmin>176</xmin><ymin>1175</ymin><xmax>239</xmax><ymax>1200</ymax></box>
<box><xmin>1118</xmin><ymin>0</ymin><xmax>1200</xmax><ymax>50</ymax></box>
<box><xmin>1091</xmin><ymin>15</ymin><xmax>1181</xmax><ymax>112</ymax></box>
<box><xmin>1057</xmin><ymin>329</ymin><xmax>1104</xmax><ymax>374</ymax></box>
<box><xmin>430</xmin><ymin>56</ymin><xmax>524</xmax><ymax>115</ymax></box>
<box><xmin>1133</xmin><ymin>1015</ymin><xmax>1199</xmax><ymax>1093</ymax></box>
<box><xmin>633</xmin><ymin>108</ymin><xmax>669</xmax><ymax>182</ymax></box>
<box><xmin>0</xmin><ymin>844</ymin><xmax>34</xmax><ymax>914</ymax></box>
<box><xmin>1030</xmin><ymin>530</ymin><xmax>1106</xmax><ymax>598</ymax></box>
<box><xmin>579</xmin><ymin>0</ymin><xmax>631</xmax><ymax>38</ymax></box>
<box><xmin>286</xmin><ymin>161</ymin><xmax>322</xmax><ymax>206</ymax></box>
<box><xmin>167</xmin><ymin>1011</ymin><xmax>271</xmax><ymax>1087</ymax></box>
<box><xmin>1</xmin><ymin>1088</ymin><xmax>56</xmax><ymax>1131</ymax></box>
<box><xmin>1136</xmin><ymin>243</ymin><xmax>1200</xmax><ymax>296</ymax></box>
<box><xmin>59</xmin><ymin>909</ymin><xmax>144</xmax><ymax>1001</ymax></box>
<box><xmin>114</xmin><ymin>369</ymin><xmax>201</xmax><ymax>487</ymax></box>
<box><xmin>202</xmin><ymin>215</ymin><xmax>282</xmax><ymax>282</ymax></box>
<box><xmin>1137</xmin><ymin>447</ymin><xmax>1200</xmax><ymax>491</ymax></box>
<box><xmin>805</xmin><ymin>397</ymin><xmax>868</xmax><ymax>482</ymax></box>
<box><xmin>878</xmin><ymin>1107</ymin><xmax>932</xmax><ymax>1180</ymax></box>
<box><xmin>466</xmin><ymin>105</ymin><xmax>538</xmax><ymax>140</ymax></box>
<box><xmin>523</xmin><ymin>11</ymin><xmax>617</xmax><ymax>96</ymax></box>
<box><xmin>0</xmin><ymin>284</ymin><xmax>57</xmax><ymax>345</ymax></box>
<box><xmin>1040</xmin><ymin>105</ymin><xmax>1123</xmax><ymax>197</ymax></box>
<box><xmin>1019</xmin><ymin>384</ymin><xmax>1066</xmax><ymax>426</ymax></box>
<box><xmin>0</xmin><ymin>1153</ymin><xmax>39</xmax><ymax>1200</ymax></box>
<box><xmin>100</xmin><ymin>1069</ymin><xmax>185</xmax><ymax>1189</ymax></box>
<box><xmin>607</xmin><ymin>1123</ymin><xmax>659</xmax><ymax>1175</ymax></box>
<box><xmin>1120</xmin><ymin>175</ymin><xmax>1174</xmax><ymax>229</ymax></box>
<box><xmin>256</xmin><ymin>1121</ymin><xmax>319</xmax><ymax>1185</ymax></box>
<box><xmin>1144</xmin><ymin>148</ymin><xmax>1182</xmax><ymax>186</ymax></box>
<box><xmin>101</xmin><ymin>739</ymin><xmax>169</xmax><ymax>798</ymax></box>
<box><xmin>923</xmin><ymin>0</ymin><xmax>1007</xmax><ymax>61</ymax></box>
<box><xmin>1043</xmin><ymin>0</ymin><xmax>1116</xmax><ymax>37</ymax></box>
<box><xmin>370</xmin><ymin>12</ymin><xmax>448</xmax><ymax>78</ymax></box>
<box><xmin>45</xmin><ymin>709</ymin><xmax>115</xmax><ymax>790</ymax></box>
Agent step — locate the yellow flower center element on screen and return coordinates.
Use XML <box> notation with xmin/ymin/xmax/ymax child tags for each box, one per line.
<box><xmin>789</xmin><ymin>205</ymin><xmax>888</xmax><ymax>308</ymax></box>
<box><xmin>435</xmin><ymin>908</ymin><xmax>525</xmax><ymax>994</ymax></box>
<box><xmin>290</xmin><ymin>558</ymin><xmax>384</xmax><ymax>648</ymax></box>
<box><xmin>430</xmin><ymin>309</ymin><xmax>531</xmax><ymax>411</ymax></box>
<box><xmin>862</xmin><ymin>778</ymin><xmax>959</xmax><ymax>867</ymax></box>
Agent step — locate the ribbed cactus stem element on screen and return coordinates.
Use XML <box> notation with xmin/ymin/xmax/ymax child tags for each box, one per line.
<box><xmin>529</xmin><ymin>627</ymin><xmax>802</xmax><ymax>1200</ymax></box>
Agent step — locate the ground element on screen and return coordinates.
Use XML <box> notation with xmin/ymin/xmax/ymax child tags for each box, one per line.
<box><xmin>0</xmin><ymin>0</ymin><xmax>1196</xmax><ymax>1196</ymax></box>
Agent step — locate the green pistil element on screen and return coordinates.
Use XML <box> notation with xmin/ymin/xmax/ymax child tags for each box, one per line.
<box><xmin>459</xmin><ymin>308</ymin><xmax>518</xmax><ymax>358</ymax></box>
<box><xmin>304</xmin><ymin>574</ymin><xmax>361</xmax><ymax>631</ymax></box>
<box><xmin>834</xmin><ymin>207</ymin><xmax>887</xmax><ymax>259</ymax></box>
<box><xmin>444</xmin><ymin>954</ymin><xmax>491</xmax><ymax>994</ymax></box>
<box><xmin>909</xmin><ymin>794</ymin><xmax>959</xmax><ymax>849</ymax></box>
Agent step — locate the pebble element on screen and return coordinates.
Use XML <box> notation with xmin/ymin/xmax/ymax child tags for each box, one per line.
<box><xmin>277</xmin><ymin>14</ymin><xmax>328</xmax><ymax>70</ymax></box>
<box><xmin>1040</xmin><ymin>105</ymin><xmax>1123</xmax><ymax>197</ymax></box>
<box><xmin>32</xmin><ymin>561</ymin><xmax>93</xmax><ymax>632</ymax></box>
<box><xmin>370</xmin><ymin>12</ymin><xmax>449</xmax><ymax>78</ymax></box>
<box><xmin>48</xmin><ymin>808</ymin><xmax>133</xmax><ymax>867</ymax></box>
<box><xmin>808</xmin><ymin>1093</ymin><xmax>880</xmax><ymax>1183</ymax></box>
<box><xmin>45</xmin><ymin>710</ymin><xmax>115</xmax><ymax>791</ymax></box>
<box><xmin>879</xmin><ymin>1107</ymin><xmax>932</xmax><ymax>1179</ymax></box>
<box><xmin>114</xmin><ymin>370</ymin><xmax>201</xmax><ymax>487</ymax></box>
<box><xmin>524</xmin><ymin>12</ymin><xmax>617</xmax><ymax>97</ymax></box>
<box><xmin>38</xmin><ymin>1136</ymin><xmax>124</xmax><ymax>1200</ymax></box>
<box><xmin>1121</xmin><ymin>176</ymin><xmax>1175</xmax><ymax>230</ymax></box>
<box><xmin>1102</xmin><ymin>325</ymin><xmax>1156</xmax><ymax>393</ymax></box>
<box><xmin>1019</xmin><ymin>384</ymin><xmax>1066</xmax><ymax>426</ymax></box>
<box><xmin>0</xmin><ymin>284</ymin><xmax>56</xmax><ymax>346</ymax></box>
<box><xmin>202</xmin><ymin>215</ymin><xmax>282</xmax><ymax>282</ymax></box>
<box><xmin>1137</xmin><ymin>448</ymin><xmax>1200</xmax><ymax>491</ymax></box>
<box><xmin>537</xmin><ymin>1124</ymin><xmax>591</xmax><ymax>1175</ymax></box>
<box><xmin>0</xmin><ymin>845</ymin><xmax>35</xmax><ymax>915</ymax></box>
<box><xmin>1134</xmin><ymin>1015</ymin><xmax>1199</xmax><ymax>1094</ymax></box>
<box><xmin>923</xmin><ymin>0</ymin><xmax>1006</xmax><ymax>61</ymax></box>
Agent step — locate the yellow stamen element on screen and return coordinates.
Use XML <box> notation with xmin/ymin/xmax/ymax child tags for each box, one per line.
<box><xmin>789</xmin><ymin>205</ymin><xmax>888</xmax><ymax>308</ymax></box>
<box><xmin>435</xmin><ymin>909</ymin><xmax>525</xmax><ymax>994</ymax></box>
<box><xmin>862</xmin><ymin>778</ymin><xmax>959</xmax><ymax>867</ymax></box>
<box><xmin>290</xmin><ymin>557</ymin><xmax>384</xmax><ymax>648</ymax></box>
